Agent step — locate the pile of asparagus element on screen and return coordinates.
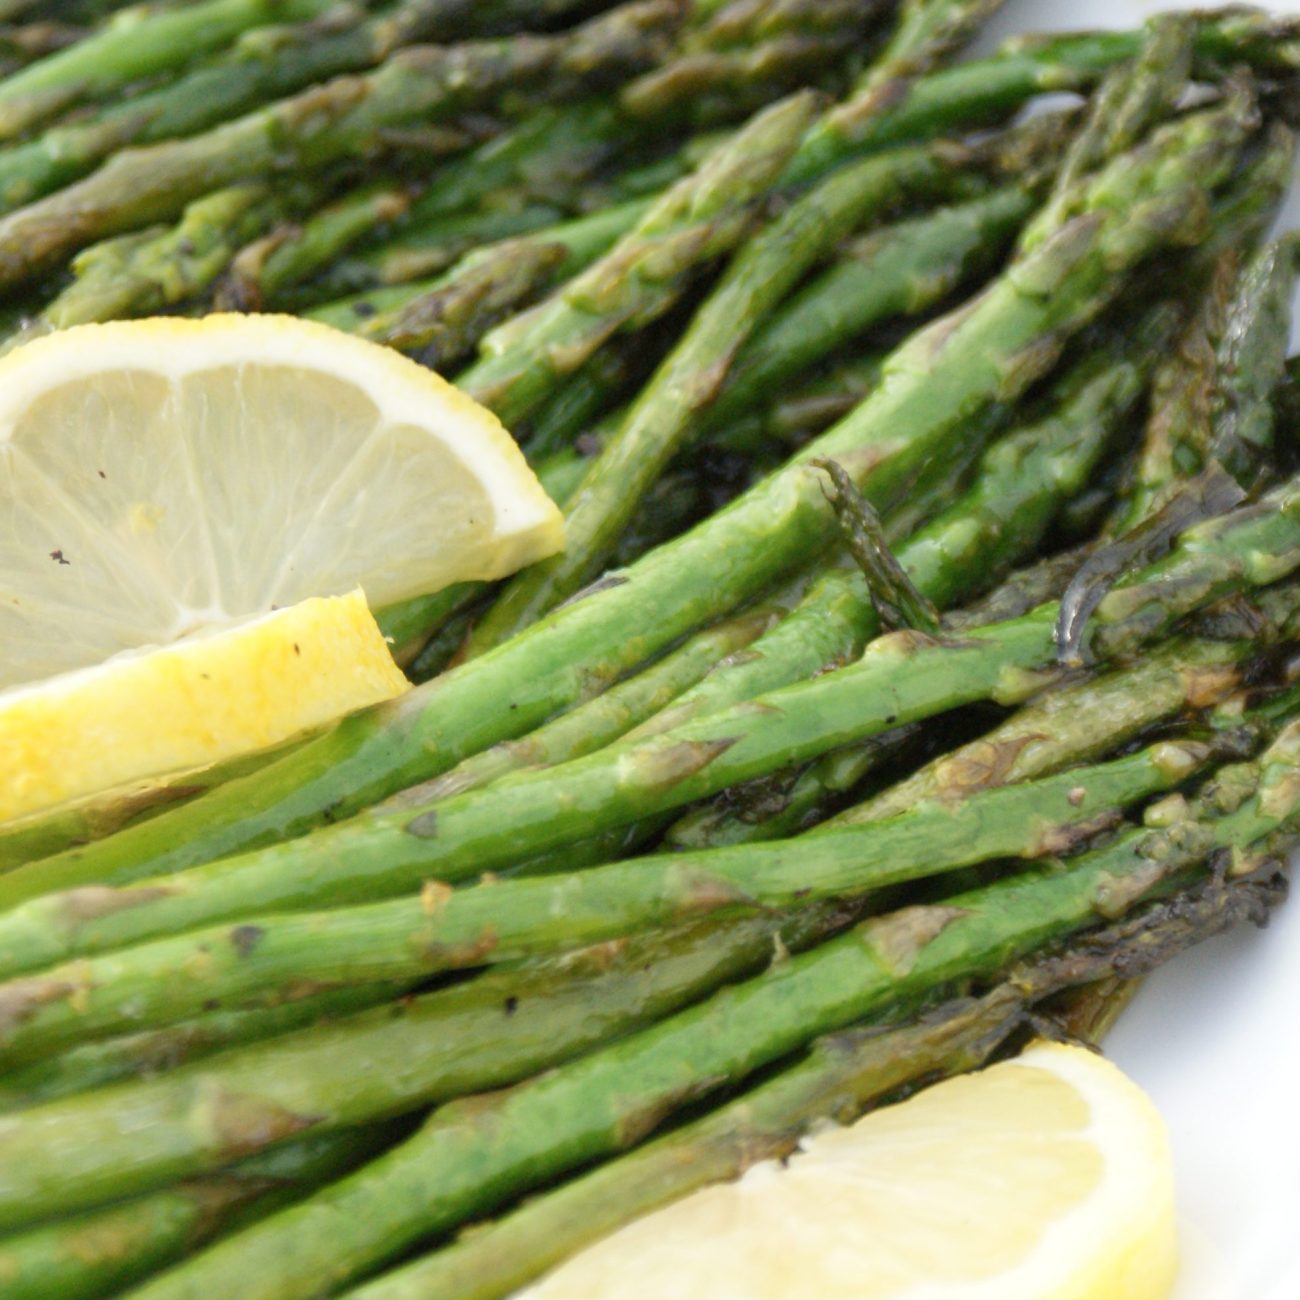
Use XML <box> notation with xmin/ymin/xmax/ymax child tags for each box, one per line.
<box><xmin>3</xmin><ymin>0</ymin><xmax>1300</xmax><ymax>1295</ymax></box>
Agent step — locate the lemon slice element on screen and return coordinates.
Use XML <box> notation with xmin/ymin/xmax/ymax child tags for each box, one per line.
<box><xmin>521</xmin><ymin>1042</ymin><xmax>1177</xmax><ymax>1300</ymax></box>
<box><xmin>0</xmin><ymin>313</ymin><xmax>564</xmax><ymax>692</ymax></box>
<box><xmin>0</xmin><ymin>590</ymin><xmax>409</xmax><ymax>824</ymax></box>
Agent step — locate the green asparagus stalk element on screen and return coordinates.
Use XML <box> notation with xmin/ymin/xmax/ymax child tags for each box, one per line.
<box><xmin>218</xmin><ymin>182</ymin><xmax>413</xmax><ymax>312</ymax></box>
<box><xmin>1020</xmin><ymin>13</ymin><xmax>1193</xmax><ymax>247</ymax></box>
<box><xmin>829</xmin><ymin>623</ymin><xmax>1279</xmax><ymax>826</ymax></box>
<box><xmin>117</xmin><ymin>725</ymin><xmax>1300</xmax><ymax>1300</ymax></box>
<box><xmin>340</xmin><ymin>865</ymin><xmax>1286</xmax><ymax>1300</ymax></box>
<box><xmin>0</xmin><ymin>0</ymin><xmax>337</xmax><ymax>140</ymax></box>
<box><xmin>619</xmin><ymin>0</ymin><xmax>890</xmax><ymax>124</ymax></box>
<box><xmin>1</xmin><ymin>94</ymin><xmax>1255</xmax><ymax>894</ymax></box>
<box><xmin>1206</xmin><ymin>233</ymin><xmax>1300</xmax><ymax>487</ymax></box>
<box><xmin>0</xmin><ymin>982</ymin><xmax>416</xmax><ymax>1111</ymax></box>
<box><xmin>9</xmin><ymin>182</ymin><xmax>308</xmax><ymax>339</ymax></box>
<box><xmin>386</xmin><ymin>609</ymin><xmax>780</xmax><ymax>807</ymax></box>
<box><xmin>350</xmin><ymin>202</ymin><xmax>653</xmax><ymax>366</ymax></box>
<box><xmin>0</xmin><ymin>0</ymin><xmax>680</xmax><ymax>289</ymax></box>
<box><xmin>0</xmin><ymin>908</ymin><xmax>858</xmax><ymax>1227</ymax></box>
<box><xmin>304</xmin><ymin>206</ymin><xmax>572</xmax><ymax>325</ymax></box>
<box><xmin>658</xmin><ymin>336</ymin><xmax>1164</xmax><ymax>848</ymax></box>
<box><xmin>850</xmin><ymin>0</ymin><xmax>1008</xmax><ymax>89</ymax></box>
<box><xmin>695</xmin><ymin>182</ymin><xmax>1037</xmax><ymax>436</ymax></box>
<box><xmin>465</xmin><ymin>130</ymin><xmax>992</xmax><ymax>647</ymax></box>
<box><xmin>2</xmin><ymin>491</ymin><xmax>1297</xmax><ymax>996</ymax></box>
<box><xmin>0</xmin><ymin>1125</ymin><xmax>402</xmax><ymax>1300</ymax></box>
<box><xmin>0</xmin><ymin>730</ymin><xmax>1249</xmax><ymax>1064</ymax></box>
<box><xmin>457</xmin><ymin>91</ymin><xmax>819</xmax><ymax>427</ymax></box>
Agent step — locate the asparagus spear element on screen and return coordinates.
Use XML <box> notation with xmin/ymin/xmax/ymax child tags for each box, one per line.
<box><xmin>389</xmin><ymin>608</ymin><xmax>779</xmax><ymax>805</ymax></box>
<box><xmin>1</xmin><ymin>94</ymin><xmax>1254</xmax><ymax>895</ymax></box>
<box><xmin>0</xmin><ymin>909</ymin><xmax>858</xmax><ymax>1226</ymax></box>
<box><xmin>117</xmin><ymin>726</ymin><xmax>1300</xmax><ymax>1300</ymax></box>
<box><xmin>0</xmin><ymin>982</ymin><xmax>415</xmax><ymax>1111</ymax></box>
<box><xmin>0</xmin><ymin>1125</ymin><xmax>401</xmax><ymax>1300</ymax></box>
<box><xmin>0</xmin><ymin>0</ymin><xmax>680</xmax><ymax>289</ymax></box>
<box><xmin>829</xmin><ymin>620</ymin><xmax>1283</xmax><ymax>826</ymax></box>
<box><xmin>2</xmin><ymin>490</ymin><xmax>1297</xmax><ymax>994</ymax></box>
<box><xmin>1020</xmin><ymin>13</ymin><xmax>1193</xmax><ymax>248</ymax></box>
<box><xmin>5</xmin><ymin>182</ymin><xmax>310</xmax><ymax>341</ymax></box>
<box><xmin>341</xmin><ymin>866</ymin><xmax>1285</xmax><ymax>1300</ymax></box>
<box><xmin>0</xmin><ymin>0</ymin><xmax>338</xmax><ymax>140</ymax></box>
<box><xmin>350</xmin><ymin>202</ymin><xmax>653</xmax><ymax>365</ymax></box>
<box><xmin>457</xmin><ymin>91</ymin><xmax>820</xmax><ymax>427</ymax></box>
<box><xmin>694</xmin><ymin>182</ymin><xmax>1037</xmax><ymax>437</ymax></box>
<box><xmin>465</xmin><ymin>135</ymin><xmax>999</xmax><ymax>647</ymax></box>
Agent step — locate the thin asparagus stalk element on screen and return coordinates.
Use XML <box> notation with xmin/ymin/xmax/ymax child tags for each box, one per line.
<box><xmin>0</xmin><ymin>730</ymin><xmax>1252</xmax><ymax>1064</ymax></box>
<box><xmin>0</xmin><ymin>1125</ymin><xmax>402</xmax><ymax>1300</ymax></box>
<box><xmin>118</xmin><ymin>726</ymin><xmax>1300</xmax><ymax>1300</ymax></box>
<box><xmin>829</xmin><ymin>617</ymin><xmax>1288</xmax><ymax>826</ymax></box>
<box><xmin>1120</xmin><ymin>233</ymin><xmax>1300</xmax><ymax>527</ymax></box>
<box><xmin>695</xmin><ymin>182</ymin><xmax>1037</xmax><ymax>437</ymax></box>
<box><xmin>2</xmin><ymin>494</ymin><xmax>1297</xmax><ymax>993</ymax></box>
<box><xmin>0</xmin><ymin>908</ymin><xmax>858</xmax><ymax>1227</ymax></box>
<box><xmin>341</xmin><ymin>866</ymin><xmax>1286</xmax><ymax>1300</ymax></box>
<box><xmin>849</xmin><ymin>0</ymin><xmax>1008</xmax><ymax>89</ymax></box>
<box><xmin>0</xmin><ymin>982</ymin><xmax>416</xmax><ymax>1111</ymax></box>
<box><xmin>0</xmin><ymin>0</ymin><xmax>680</xmax><ymax>289</ymax></box>
<box><xmin>388</xmin><ymin>609</ymin><xmax>780</xmax><ymax>806</ymax></box>
<box><xmin>466</xmin><ymin>135</ymin><xmax>998</xmax><ymax>647</ymax></box>
<box><xmin>619</xmin><ymin>0</ymin><xmax>890</xmax><ymax>124</ymax></box>
<box><xmin>4</xmin><ymin>95</ymin><xmax>1255</xmax><ymax>893</ymax></box>
<box><xmin>457</xmin><ymin>91</ymin><xmax>819</xmax><ymax>427</ymax></box>
<box><xmin>0</xmin><ymin>19</ymin><xmax>85</xmax><ymax>65</ymax></box>
<box><xmin>1206</xmin><ymin>233</ymin><xmax>1300</xmax><ymax>487</ymax></box>
<box><xmin>8</xmin><ymin>182</ymin><xmax>306</xmax><ymax>339</ymax></box>
<box><xmin>1020</xmin><ymin>13</ymin><xmax>1193</xmax><ymax>247</ymax></box>
<box><xmin>351</xmin><ymin>202</ymin><xmax>653</xmax><ymax>366</ymax></box>
<box><xmin>304</xmin><ymin>206</ymin><xmax>572</xmax><ymax>324</ymax></box>
<box><xmin>218</xmin><ymin>182</ymin><xmax>413</xmax><ymax>312</ymax></box>
<box><xmin>0</xmin><ymin>0</ymin><xmax>337</xmax><ymax>140</ymax></box>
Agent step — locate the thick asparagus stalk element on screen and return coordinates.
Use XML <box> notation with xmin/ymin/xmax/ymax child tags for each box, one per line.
<box><xmin>0</xmin><ymin>1125</ymin><xmax>400</xmax><ymax>1300</ymax></box>
<box><xmin>118</xmin><ymin>726</ymin><xmax>1300</xmax><ymax>1300</ymax></box>
<box><xmin>0</xmin><ymin>0</ymin><xmax>680</xmax><ymax>289</ymax></box>
<box><xmin>2</xmin><ymin>496</ymin><xmax>1297</xmax><ymax>998</ymax></box>
<box><xmin>0</xmin><ymin>732</ymin><xmax>1248</xmax><ymax>1064</ymax></box>
<box><xmin>0</xmin><ymin>0</ymin><xmax>337</xmax><ymax>140</ymax></box>
<box><xmin>6</xmin><ymin>96</ymin><xmax>1252</xmax><ymax>894</ymax></box>
<box><xmin>0</xmin><ymin>909</ymin><xmax>857</xmax><ymax>1227</ymax></box>
<box><xmin>342</xmin><ymin>866</ymin><xmax>1286</xmax><ymax>1300</ymax></box>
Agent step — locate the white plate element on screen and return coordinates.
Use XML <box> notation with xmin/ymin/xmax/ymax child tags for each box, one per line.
<box><xmin>974</xmin><ymin>5</ymin><xmax>1300</xmax><ymax>1297</ymax></box>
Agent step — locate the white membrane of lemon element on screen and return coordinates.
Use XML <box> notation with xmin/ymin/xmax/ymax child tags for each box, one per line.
<box><xmin>0</xmin><ymin>316</ymin><xmax>561</xmax><ymax>691</ymax></box>
<box><xmin>520</xmin><ymin>1043</ymin><xmax>1176</xmax><ymax>1300</ymax></box>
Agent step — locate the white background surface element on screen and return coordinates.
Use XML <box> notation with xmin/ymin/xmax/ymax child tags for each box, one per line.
<box><xmin>972</xmin><ymin>5</ymin><xmax>1300</xmax><ymax>1298</ymax></box>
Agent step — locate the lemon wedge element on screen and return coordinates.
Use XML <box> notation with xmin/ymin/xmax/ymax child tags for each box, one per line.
<box><xmin>521</xmin><ymin>1042</ymin><xmax>1177</xmax><ymax>1300</ymax></box>
<box><xmin>0</xmin><ymin>590</ymin><xmax>409</xmax><ymax>824</ymax></box>
<box><xmin>0</xmin><ymin>313</ymin><xmax>564</xmax><ymax>692</ymax></box>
